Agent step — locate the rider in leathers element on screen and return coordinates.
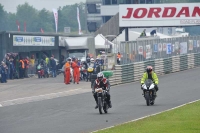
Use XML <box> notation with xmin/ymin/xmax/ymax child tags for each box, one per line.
<box><xmin>92</xmin><ymin>72</ymin><xmax>112</xmax><ymax>109</ymax></box>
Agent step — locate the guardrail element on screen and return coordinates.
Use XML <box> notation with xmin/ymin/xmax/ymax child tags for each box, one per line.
<box><xmin>109</xmin><ymin>53</ymin><xmax>200</xmax><ymax>86</ymax></box>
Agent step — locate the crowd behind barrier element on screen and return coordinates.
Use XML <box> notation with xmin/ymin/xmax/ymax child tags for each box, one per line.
<box><xmin>0</xmin><ymin>54</ymin><xmax>59</xmax><ymax>83</ymax></box>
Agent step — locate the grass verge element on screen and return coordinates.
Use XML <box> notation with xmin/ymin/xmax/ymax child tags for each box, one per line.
<box><xmin>95</xmin><ymin>100</ymin><xmax>200</xmax><ymax>133</ymax></box>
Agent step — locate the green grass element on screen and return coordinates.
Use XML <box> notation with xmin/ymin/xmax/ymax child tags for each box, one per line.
<box><xmin>96</xmin><ymin>100</ymin><xmax>200</xmax><ymax>133</ymax></box>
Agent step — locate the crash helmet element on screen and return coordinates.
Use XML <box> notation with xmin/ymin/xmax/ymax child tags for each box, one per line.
<box><xmin>67</xmin><ymin>57</ymin><xmax>72</xmax><ymax>61</ymax></box>
<box><xmin>97</xmin><ymin>72</ymin><xmax>104</xmax><ymax>81</ymax></box>
<box><xmin>90</xmin><ymin>58</ymin><xmax>94</xmax><ymax>63</ymax></box>
<box><xmin>146</xmin><ymin>66</ymin><xmax>153</xmax><ymax>73</ymax></box>
<box><xmin>72</xmin><ymin>56</ymin><xmax>76</xmax><ymax>61</ymax></box>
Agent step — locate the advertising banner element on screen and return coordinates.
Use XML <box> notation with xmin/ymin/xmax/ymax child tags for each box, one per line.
<box><xmin>154</xmin><ymin>44</ymin><xmax>158</xmax><ymax>52</ymax></box>
<box><xmin>13</xmin><ymin>35</ymin><xmax>55</xmax><ymax>46</ymax></box>
<box><xmin>138</xmin><ymin>45</ymin><xmax>143</xmax><ymax>55</ymax></box>
<box><xmin>197</xmin><ymin>40</ymin><xmax>200</xmax><ymax>47</ymax></box>
<box><xmin>163</xmin><ymin>43</ymin><xmax>166</xmax><ymax>51</ymax></box>
<box><xmin>189</xmin><ymin>40</ymin><xmax>193</xmax><ymax>50</ymax></box>
<box><xmin>146</xmin><ymin>45</ymin><xmax>151</xmax><ymax>59</ymax></box>
<box><xmin>158</xmin><ymin>43</ymin><xmax>162</xmax><ymax>52</ymax></box>
<box><xmin>193</xmin><ymin>40</ymin><xmax>197</xmax><ymax>47</ymax></box>
<box><xmin>119</xmin><ymin>3</ymin><xmax>200</xmax><ymax>27</ymax></box>
<box><xmin>180</xmin><ymin>42</ymin><xmax>188</xmax><ymax>54</ymax></box>
<box><xmin>175</xmin><ymin>42</ymin><xmax>179</xmax><ymax>50</ymax></box>
<box><xmin>166</xmin><ymin>43</ymin><xmax>172</xmax><ymax>54</ymax></box>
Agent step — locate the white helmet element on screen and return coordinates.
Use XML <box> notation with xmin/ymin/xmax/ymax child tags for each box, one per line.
<box><xmin>97</xmin><ymin>72</ymin><xmax>104</xmax><ymax>81</ymax></box>
<box><xmin>90</xmin><ymin>58</ymin><xmax>94</xmax><ymax>62</ymax></box>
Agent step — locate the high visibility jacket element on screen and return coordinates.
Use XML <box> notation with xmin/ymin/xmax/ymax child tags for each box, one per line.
<box><xmin>45</xmin><ymin>58</ymin><xmax>49</xmax><ymax>65</ymax></box>
<box><xmin>19</xmin><ymin>60</ymin><xmax>25</xmax><ymax>69</ymax></box>
<box><xmin>24</xmin><ymin>59</ymin><xmax>29</xmax><ymax>68</ymax></box>
<box><xmin>141</xmin><ymin>71</ymin><xmax>159</xmax><ymax>85</ymax></box>
<box><xmin>65</xmin><ymin>62</ymin><xmax>70</xmax><ymax>70</ymax></box>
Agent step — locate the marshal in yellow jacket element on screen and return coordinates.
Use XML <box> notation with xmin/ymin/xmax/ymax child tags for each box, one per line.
<box><xmin>141</xmin><ymin>71</ymin><xmax>159</xmax><ymax>85</ymax></box>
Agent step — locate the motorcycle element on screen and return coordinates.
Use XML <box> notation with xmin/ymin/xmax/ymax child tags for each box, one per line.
<box><xmin>95</xmin><ymin>88</ymin><xmax>109</xmax><ymax>114</ymax></box>
<box><xmin>87</xmin><ymin>63</ymin><xmax>94</xmax><ymax>82</ymax></box>
<box><xmin>141</xmin><ymin>79</ymin><xmax>157</xmax><ymax>106</ymax></box>
<box><xmin>37</xmin><ymin>66</ymin><xmax>45</xmax><ymax>78</ymax></box>
<box><xmin>37</xmin><ymin>64</ymin><xmax>49</xmax><ymax>78</ymax></box>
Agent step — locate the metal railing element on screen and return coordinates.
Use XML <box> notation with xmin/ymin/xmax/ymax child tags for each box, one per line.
<box><xmin>108</xmin><ymin>52</ymin><xmax>200</xmax><ymax>86</ymax></box>
<box><xmin>112</xmin><ymin>36</ymin><xmax>200</xmax><ymax>65</ymax></box>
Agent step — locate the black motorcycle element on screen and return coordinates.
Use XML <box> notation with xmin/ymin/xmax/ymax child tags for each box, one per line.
<box><xmin>95</xmin><ymin>88</ymin><xmax>109</xmax><ymax>114</ymax></box>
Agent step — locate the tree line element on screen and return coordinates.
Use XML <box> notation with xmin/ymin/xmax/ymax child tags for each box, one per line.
<box><xmin>0</xmin><ymin>1</ymin><xmax>199</xmax><ymax>35</ymax></box>
<box><xmin>0</xmin><ymin>2</ymin><xmax>86</xmax><ymax>33</ymax></box>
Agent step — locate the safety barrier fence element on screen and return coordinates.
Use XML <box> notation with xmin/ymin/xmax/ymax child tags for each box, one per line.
<box><xmin>108</xmin><ymin>52</ymin><xmax>200</xmax><ymax>86</ymax></box>
<box><xmin>112</xmin><ymin>36</ymin><xmax>200</xmax><ymax>65</ymax></box>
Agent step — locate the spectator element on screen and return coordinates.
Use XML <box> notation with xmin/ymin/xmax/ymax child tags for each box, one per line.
<box><xmin>45</xmin><ymin>55</ymin><xmax>50</xmax><ymax>67</ymax></box>
<box><xmin>1</xmin><ymin>61</ymin><xmax>7</xmax><ymax>83</ymax></box>
<box><xmin>24</xmin><ymin>56</ymin><xmax>29</xmax><ymax>78</ymax></box>
<box><xmin>19</xmin><ymin>57</ymin><xmax>25</xmax><ymax>79</ymax></box>
<box><xmin>150</xmin><ymin>29</ymin><xmax>157</xmax><ymax>36</ymax></box>
<box><xmin>5</xmin><ymin>55</ymin><xmax>10</xmax><ymax>80</ymax></box>
<box><xmin>9</xmin><ymin>57</ymin><xmax>14</xmax><ymax>79</ymax></box>
<box><xmin>29</xmin><ymin>55</ymin><xmax>35</xmax><ymax>74</ymax></box>
<box><xmin>50</xmin><ymin>57</ymin><xmax>57</xmax><ymax>78</ymax></box>
<box><xmin>86</xmin><ymin>53</ymin><xmax>91</xmax><ymax>65</ymax></box>
<box><xmin>140</xmin><ymin>29</ymin><xmax>146</xmax><ymax>37</ymax></box>
<box><xmin>117</xmin><ymin>52</ymin><xmax>121</xmax><ymax>65</ymax></box>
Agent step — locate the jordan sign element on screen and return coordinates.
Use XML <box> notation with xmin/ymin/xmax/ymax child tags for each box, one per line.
<box><xmin>119</xmin><ymin>3</ymin><xmax>200</xmax><ymax>27</ymax></box>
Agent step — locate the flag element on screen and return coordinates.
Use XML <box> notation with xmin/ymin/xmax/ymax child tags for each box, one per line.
<box><xmin>24</xmin><ymin>22</ymin><xmax>26</xmax><ymax>32</ymax></box>
<box><xmin>16</xmin><ymin>20</ymin><xmax>20</xmax><ymax>31</ymax></box>
<box><xmin>52</xmin><ymin>8</ymin><xmax>58</xmax><ymax>33</ymax></box>
<box><xmin>77</xmin><ymin>7</ymin><xmax>82</xmax><ymax>35</ymax></box>
<box><xmin>41</xmin><ymin>28</ymin><xmax>44</xmax><ymax>33</ymax></box>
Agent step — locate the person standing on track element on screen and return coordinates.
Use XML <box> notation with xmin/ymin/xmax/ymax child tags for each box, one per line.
<box><xmin>64</xmin><ymin>58</ymin><xmax>71</xmax><ymax>84</ymax></box>
<box><xmin>72</xmin><ymin>58</ymin><xmax>80</xmax><ymax>84</ymax></box>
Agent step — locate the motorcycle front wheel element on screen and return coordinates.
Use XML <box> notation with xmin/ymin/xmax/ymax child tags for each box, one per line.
<box><xmin>145</xmin><ymin>92</ymin><xmax>150</xmax><ymax>106</ymax></box>
<box><xmin>103</xmin><ymin>100</ymin><xmax>108</xmax><ymax>114</ymax></box>
<box><xmin>98</xmin><ymin>97</ymin><xmax>102</xmax><ymax>114</ymax></box>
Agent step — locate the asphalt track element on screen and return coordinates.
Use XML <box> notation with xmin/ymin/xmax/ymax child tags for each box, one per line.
<box><xmin>0</xmin><ymin>68</ymin><xmax>200</xmax><ymax>133</ymax></box>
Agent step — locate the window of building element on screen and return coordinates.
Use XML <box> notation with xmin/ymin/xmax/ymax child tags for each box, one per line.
<box><xmin>112</xmin><ymin>0</ymin><xmax>117</xmax><ymax>4</ymax></box>
<box><xmin>119</xmin><ymin>0</ymin><xmax>125</xmax><ymax>4</ymax></box>
<box><xmin>126</xmin><ymin>0</ymin><xmax>132</xmax><ymax>4</ymax></box>
<box><xmin>140</xmin><ymin>0</ymin><xmax>145</xmax><ymax>4</ymax></box>
<box><xmin>103</xmin><ymin>16</ymin><xmax>112</xmax><ymax>23</ymax></box>
<box><xmin>105</xmin><ymin>0</ymin><xmax>111</xmax><ymax>5</ymax></box>
<box><xmin>147</xmin><ymin>0</ymin><xmax>153</xmax><ymax>3</ymax></box>
<box><xmin>134</xmin><ymin>0</ymin><xmax>139</xmax><ymax>4</ymax></box>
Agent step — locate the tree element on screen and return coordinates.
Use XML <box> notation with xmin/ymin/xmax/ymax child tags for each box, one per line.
<box><xmin>16</xmin><ymin>2</ymin><xmax>39</xmax><ymax>32</ymax></box>
<box><xmin>0</xmin><ymin>4</ymin><xmax>7</xmax><ymax>31</ymax></box>
<box><xmin>37</xmin><ymin>9</ymin><xmax>54</xmax><ymax>32</ymax></box>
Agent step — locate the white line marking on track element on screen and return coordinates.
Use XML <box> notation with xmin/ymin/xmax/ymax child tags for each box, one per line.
<box><xmin>0</xmin><ymin>88</ymin><xmax>91</xmax><ymax>107</ymax></box>
<box><xmin>91</xmin><ymin>99</ymin><xmax>200</xmax><ymax>133</ymax></box>
<box><xmin>0</xmin><ymin>104</ymin><xmax>2</xmax><ymax>107</ymax></box>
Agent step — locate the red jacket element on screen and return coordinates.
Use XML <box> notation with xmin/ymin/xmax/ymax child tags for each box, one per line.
<box><xmin>93</xmin><ymin>78</ymin><xmax>110</xmax><ymax>90</ymax></box>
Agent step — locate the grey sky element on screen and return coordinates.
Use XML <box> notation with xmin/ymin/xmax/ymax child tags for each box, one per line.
<box><xmin>0</xmin><ymin>0</ymin><xmax>86</xmax><ymax>13</ymax></box>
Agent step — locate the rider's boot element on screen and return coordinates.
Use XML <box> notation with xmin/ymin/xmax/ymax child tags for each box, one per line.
<box><xmin>95</xmin><ymin>102</ymin><xmax>98</xmax><ymax>109</ymax></box>
<box><xmin>154</xmin><ymin>91</ymin><xmax>157</xmax><ymax>97</ymax></box>
<box><xmin>108</xmin><ymin>101</ymin><xmax>112</xmax><ymax>108</ymax></box>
